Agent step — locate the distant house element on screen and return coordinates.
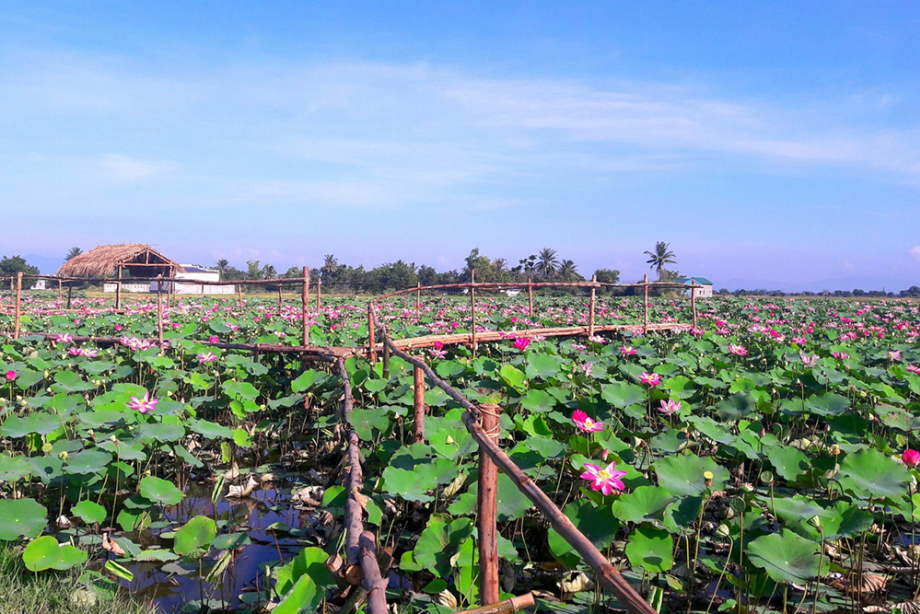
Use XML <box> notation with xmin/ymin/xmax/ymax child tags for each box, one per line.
<box><xmin>160</xmin><ymin>265</ymin><xmax>235</xmax><ymax>295</ymax></box>
<box><xmin>674</xmin><ymin>277</ymin><xmax>713</xmax><ymax>298</ymax></box>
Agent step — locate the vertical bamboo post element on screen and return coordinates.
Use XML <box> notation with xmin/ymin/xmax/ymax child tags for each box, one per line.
<box><xmin>588</xmin><ymin>274</ymin><xmax>597</xmax><ymax>337</ymax></box>
<box><xmin>8</xmin><ymin>277</ymin><xmax>14</xmax><ymax>315</ymax></box>
<box><xmin>416</xmin><ymin>282</ymin><xmax>421</xmax><ymax>321</ymax></box>
<box><xmin>237</xmin><ymin>283</ymin><xmax>243</xmax><ymax>311</ymax></box>
<box><xmin>414</xmin><ymin>365</ymin><xmax>426</xmax><ymax>443</ymax></box>
<box><xmin>13</xmin><ymin>272</ymin><xmax>22</xmax><ymax>339</ymax></box>
<box><xmin>66</xmin><ymin>285</ymin><xmax>73</xmax><ymax>310</ymax></box>
<box><xmin>302</xmin><ymin>267</ymin><xmax>310</xmax><ymax>347</ymax></box>
<box><xmin>115</xmin><ymin>264</ymin><xmax>123</xmax><ymax>310</ymax></box>
<box><xmin>470</xmin><ymin>269</ymin><xmax>476</xmax><ymax>356</ymax></box>
<box><xmin>528</xmin><ymin>278</ymin><xmax>534</xmax><ymax>317</ymax></box>
<box><xmin>691</xmin><ymin>284</ymin><xmax>698</xmax><ymax>328</ymax></box>
<box><xmin>278</xmin><ymin>282</ymin><xmax>283</xmax><ymax>312</ymax></box>
<box><xmin>478</xmin><ymin>403</ymin><xmax>501</xmax><ymax>605</ymax></box>
<box><xmin>317</xmin><ymin>277</ymin><xmax>322</xmax><ymax>311</ymax></box>
<box><xmin>382</xmin><ymin>341</ymin><xmax>390</xmax><ymax>378</ymax></box>
<box><xmin>643</xmin><ymin>274</ymin><xmax>649</xmax><ymax>331</ymax></box>
<box><xmin>156</xmin><ymin>275</ymin><xmax>164</xmax><ymax>354</ymax></box>
<box><xmin>57</xmin><ymin>278</ymin><xmax>62</xmax><ymax>304</ymax></box>
<box><xmin>368</xmin><ymin>307</ymin><xmax>376</xmax><ymax>363</ymax></box>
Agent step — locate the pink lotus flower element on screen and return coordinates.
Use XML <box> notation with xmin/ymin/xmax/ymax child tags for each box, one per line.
<box><xmin>728</xmin><ymin>344</ymin><xmax>747</xmax><ymax>356</ymax></box>
<box><xmin>659</xmin><ymin>399</ymin><xmax>682</xmax><ymax>415</ymax></box>
<box><xmin>513</xmin><ymin>337</ymin><xmax>531</xmax><ymax>350</ymax></box>
<box><xmin>82</xmin><ymin>349</ymin><xmax>98</xmax><ymax>358</ymax></box>
<box><xmin>55</xmin><ymin>333</ymin><xmax>73</xmax><ymax>343</ymax></box>
<box><xmin>639</xmin><ymin>372</ymin><xmax>661</xmax><ymax>386</ymax></box>
<box><xmin>903</xmin><ymin>449</ymin><xmax>920</xmax><ymax>467</ymax></box>
<box><xmin>127</xmin><ymin>392</ymin><xmax>158</xmax><ymax>414</ymax></box>
<box><xmin>510</xmin><ymin>316</ymin><xmax>518</xmax><ymax>324</ymax></box>
<box><xmin>580</xmin><ymin>461</ymin><xmax>627</xmax><ymax>495</ymax></box>
<box><xmin>68</xmin><ymin>347</ymin><xmax>83</xmax><ymax>356</ymax></box>
<box><xmin>4</xmin><ymin>370</ymin><xmax>16</xmax><ymax>381</ymax></box>
<box><xmin>197</xmin><ymin>352</ymin><xmax>218</xmax><ymax>363</ymax></box>
<box><xmin>832</xmin><ymin>351</ymin><xmax>849</xmax><ymax>360</ymax></box>
<box><xmin>800</xmin><ymin>353</ymin><xmax>819</xmax><ymax>367</ymax></box>
<box><xmin>208</xmin><ymin>336</ymin><xmax>219</xmax><ymax>343</ymax></box>
<box><xmin>889</xmin><ymin>350</ymin><xmax>902</xmax><ymax>361</ymax></box>
<box><xmin>115</xmin><ymin>324</ymin><xmax>123</xmax><ymax>331</ymax></box>
<box><xmin>572</xmin><ymin>410</ymin><xmax>604</xmax><ymax>433</ymax></box>
<box><xmin>907</xmin><ymin>364</ymin><xmax>920</xmax><ymax>375</ymax></box>
<box><xmin>791</xmin><ymin>337</ymin><xmax>806</xmax><ymax>345</ymax></box>
<box><xmin>433</xmin><ymin>341</ymin><xmax>444</xmax><ymax>350</ymax></box>
<box><xmin>620</xmin><ymin>346</ymin><xmax>637</xmax><ymax>356</ymax></box>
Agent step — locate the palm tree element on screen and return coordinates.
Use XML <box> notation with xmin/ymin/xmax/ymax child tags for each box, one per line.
<box><xmin>644</xmin><ymin>242</ymin><xmax>677</xmax><ymax>279</ymax></box>
<box><xmin>215</xmin><ymin>259</ymin><xmax>229</xmax><ymax>281</ymax></box>
<box><xmin>262</xmin><ymin>264</ymin><xmax>277</xmax><ymax>279</ymax></box>
<box><xmin>558</xmin><ymin>259</ymin><xmax>579</xmax><ymax>282</ymax></box>
<box><xmin>536</xmin><ymin>248</ymin><xmax>559</xmax><ymax>279</ymax></box>
<box><xmin>322</xmin><ymin>254</ymin><xmax>339</xmax><ymax>279</ymax></box>
<box><xmin>65</xmin><ymin>247</ymin><xmax>83</xmax><ymax>261</ymax></box>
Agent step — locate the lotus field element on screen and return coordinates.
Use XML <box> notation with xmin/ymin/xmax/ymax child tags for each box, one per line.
<box><xmin>2</xmin><ymin>292</ymin><xmax>920</xmax><ymax>613</ymax></box>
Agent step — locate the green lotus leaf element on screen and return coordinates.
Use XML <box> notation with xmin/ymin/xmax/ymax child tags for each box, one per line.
<box><xmin>174</xmin><ymin>516</ymin><xmax>217</xmax><ymax>557</ymax></box>
<box><xmin>0</xmin><ymin>454</ymin><xmax>32</xmax><ymax>483</ymax></box>
<box><xmin>612</xmin><ymin>486</ymin><xmax>675</xmax><ymax>524</ymax></box>
<box><xmin>601</xmin><ymin>382</ymin><xmax>645</xmax><ymax>408</ymax></box>
<box><xmin>0</xmin><ymin>498</ymin><xmax>47</xmax><ymax>540</ymax></box>
<box><xmin>765</xmin><ymin>445</ymin><xmax>810</xmax><ymax>481</ymax></box>
<box><xmin>747</xmin><ymin>531</ymin><xmax>824</xmax><ymax>584</ymax></box>
<box><xmin>838</xmin><ymin>448</ymin><xmax>910</xmax><ymax>499</ymax></box>
<box><xmin>625</xmin><ymin>525</ymin><xmax>673</xmax><ymax>573</ymax></box>
<box><xmin>654</xmin><ymin>454</ymin><xmax>729</xmax><ymax>497</ymax></box>
<box><xmin>71</xmin><ymin>500</ymin><xmax>108</xmax><ymax>525</ymax></box>
<box><xmin>525</xmin><ymin>353</ymin><xmax>563</xmax><ymax>380</ymax></box>
<box><xmin>139</xmin><ymin>476</ymin><xmax>184</xmax><ymax>506</ymax></box>
<box><xmin>548</xmin><ymin>499</ymin><xmax>619</xmax><ymax>567</ymax></box>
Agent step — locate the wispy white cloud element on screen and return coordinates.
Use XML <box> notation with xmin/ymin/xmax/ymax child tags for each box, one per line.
<box><xmin>911</xmin><ymin>245</ymin><xmax>920</xmax><ymax>262</ymax></box>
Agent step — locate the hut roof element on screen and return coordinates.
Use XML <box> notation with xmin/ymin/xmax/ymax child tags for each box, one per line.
<box><xmin>58</xmin><ymin>244</ymin><xmax>180</xmax><ymax>278</ymax></box>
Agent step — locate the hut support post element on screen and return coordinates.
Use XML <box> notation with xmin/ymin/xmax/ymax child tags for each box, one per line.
<box><xmin>691</xmin><ymin>286</ymin><xmax>698</xmax><ymax>329</ymax></box>
<box><xmin>237</xmin><ymin>283</ymin><xmax>243</xmax><ymax>311</ymax></box>
<box><xmin>528</xmin><ymin>278</ymin><xmax>534</xmax><ymax>317</ymax></box>
<box><xmin>66</xmin><ymin>285</ymin><xmax>73</xmax><ymax>310</ymax></box>
<box><xmin>416</xmin><ymin>282</ymin><xmax>421</xmax><ymax>321</ymax></box>
<box><xmin>414</xmin><ymin>366</ymin><xmax>426</xmax><ymax>443</ymax></box>
<box><xmin>470</xmin><ymin>270</ymin><xmax>476</xmax><ymax>356</ymax></box>
<box><xmin>278</xmin><ymin>283</ymin><xmax>283</xmax><ymax>312</ymax></box>
<box><xmin>643</xmin><ymin>274</ymin><xmax>649</xmax><ymax>331</ymax></box>
<box><xmin>368</xmin><ymin>308</ymin><xmax>376</xmax><ymax>363</ymax></box>
<box><xmin>302</xmin><ymin>267</ymin><xmax>310</xmax><ymax>347</ymax></box>
<box><xmin>382</xmin><ymin>341</ymin><xmax>390</xmax><ymax>379</ymax></box>
<box><xmin>13</xmin><ymin>273</ymin><xmax>22</xmax><ymax>339</ymax></box>
<box><xmin>57</xmin><ymin>279</ymin><xmax>62</xmax><ymax>304</ymax></box>
<box><xmin>115</xmin><ymin>265</ymin><xmax>123</xmax><ymax>310</ymax></box>
<box><xmin>588</xmin><ymin>274</ymin><xmax>597</xmax><ymax>337</ymax></box>
<box><xmin>478</xmin><ymin>404</ymin><xmax>501</xmax><ymax>605</ymax></box>
<box><xmin>317</xmin><ymin>277</ymin><xmax>322</xmax><ymax>311</ymax></box>
<box><xmin>156</xmin><ymin>276</ymin><xmax>164</xmax><ymax>355</ymax></box>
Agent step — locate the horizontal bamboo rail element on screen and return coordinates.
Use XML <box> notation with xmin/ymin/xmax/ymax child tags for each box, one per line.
<box><xmin>377</xmin><ymin>279</ymin><xmax>700</xmax><ymax>300</ymax></box>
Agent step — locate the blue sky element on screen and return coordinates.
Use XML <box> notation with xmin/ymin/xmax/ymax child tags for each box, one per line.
<box><xmin>1</xmin><ymin>2</ymin><xmax>919</xmax><ymax>290</ymax></box>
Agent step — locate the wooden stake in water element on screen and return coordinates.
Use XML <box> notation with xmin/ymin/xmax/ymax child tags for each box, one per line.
<box><xmin>414</xmin><ymin>366</ymin><xmax>426</xmax><ymax>443</ymax></box>
<box><xmin>471</xmin><ymin>269</ymin><xmax>477</xmax><ymax>356</ymax></box>
<box><xmin>368</xmin><ymin>308</ymin><xmax>376</xmax><ymax>363</ymax></box>
<box><xmin>528</xmin><ymin>278</ymin><xmax>534</xmax><ymax>317</ymax></box>
<box><xmin>691</xmin><ymin>284</ymin><xmax>698</xmax><ymax>328</ymax></box>
<box><xmin>643</xmin><ymin>274</ymin><xmax>649</xmax><ymax>331</ymax></box>
<box><xmin>115</xmin><ymin>264</ymin><xmax>123</xmax><ymax>310</ymax></box>
<box><xmin>302</xmin><ymin>267</ymin><xmax>310</xmax><ymax>347</ymax></box>
<box><xmin>416</xmin><ymin>282</ymin><xmax>421</xmax><ymax>321</ymax></box>
<box><xmin>13</xmin><ymin>272</ymin><xmax>22</xmax><ymax>339</ymax></box>
<box><xmin>317</xmin><ymin>277</ymin><xmax>322</xmax><ymax>311</ymax></box>
<box><xmin>588</xmin><ymin>274</ymin><xmax>597</xmax><ymax>337</ymax></box>
<box><xmin>478</xmin><ymin>403</ymin><xmax>501</xmax><ymax>605</ymax></box>
<box><xmin>156</xmin><ymin>275</ymin><xmax>164</xmax><ymax>354</ymax></box>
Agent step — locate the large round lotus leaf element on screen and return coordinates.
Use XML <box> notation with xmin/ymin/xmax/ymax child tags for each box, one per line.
<box><xmin>0</xmin><ymin>454</ymin><xmax>32</xmax><ymax>483</ymax></box>
<box><xmin>747</xmin><ymin>531</ymin><xmax>824</xmax><ymax>584</ymax></box>
<box><xmin>66</xmin><ymin>449</ymin><xmax>112</xmax><ymax>475</ymax></box>
<box><xmin>765</xmin><ymin>445</ymin><xmax>810</xmax><ymax>481</ymax></box>
<box><xmin>139</xmin><ymin>476</ymin><xmax>184</xmax><ymax>506</ymax></box>
<box><xmin>23</xmin><ymin>536</ymin><xmax>62</xmax><ymax>571</ymax></box>
<box><xmin>805</xmin><ymin>393</ymin><xmax>850</xmax><ymax>416</ymax></box>
<box><xmin>524</xmin><ymin>353</ymin><xmax>563</xmax><ymax>380</ymax></box>
<box><xmin>548</xmin><ymin>499</ymin><xmax>619</xmax><ymax>567</ymax></box>
<box><xmin>139</xmin><ymin>423</ymin><xmax>185</xmax><ymax>443</ymax></box>
<box><xmin>601</xmin><ymin>383</ymin><xmax>646</xmax><ymax>408</ymax></box>
<box><xmin>625</xmin><ymin>525</ymin><xmax>673</xmax><ymax>573</ymax></box>
<box><xmin>0</xmin><ymin>498</ymin><xmax>47</xmax><ymax>540</ymax></box>
<box><xmin>188</xmin><ymin>419</ymin><xmax>233</xmax><ymax>440</ymax></box>
<box><xmin>654</xmin><ymin>454</ymin><xmax>729</xmax><ymax>497</ymax></box>
<box><xmin>1</xmin><ymin>413</ymin><xmax>64</xmax><ymax>438</ymax></box>
<box><xmin>612</xmin><ymin>486</ymin><xmax>675</xmax><ymax>524</ymax></box>
<box><xmin>54</xmin><ymin>543</ymin><xmax>87</xmax><ymax>570</ymax></box>
<box><xmin>71</xmin><ymin>500</ymin><xmax>108</xmax><ymax>525</ymax></box>
<box><xmin>174</xmin><ymin>516</ymin><xmax>217</xmax><ymax>557</ymax></box>
<box><xmin>838</xmin><ymin>448</ymin><xmax>910</xmax><ymax>499</ymax></box>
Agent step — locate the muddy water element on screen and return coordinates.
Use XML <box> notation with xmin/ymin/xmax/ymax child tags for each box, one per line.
<box><xmin>120</xmin><ymin>483</ymin><xmax>319</xmax><ymax>612</ymax></box>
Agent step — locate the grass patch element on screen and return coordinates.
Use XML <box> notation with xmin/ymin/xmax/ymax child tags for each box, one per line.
<box><xmin>0</xmin><ymin>544</ymin><xmax>158</xmax><ymax>614</ymax></box>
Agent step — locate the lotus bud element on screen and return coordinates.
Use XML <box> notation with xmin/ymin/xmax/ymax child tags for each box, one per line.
<box><xmin>718</xmin><ymin>506</ymin><xmax>734</xmax><ymax>519</ymax></box>
<box><xmin>903</xmin><ymin>449</ymin><xmax>920</xmax><ymax>467</ymax></box>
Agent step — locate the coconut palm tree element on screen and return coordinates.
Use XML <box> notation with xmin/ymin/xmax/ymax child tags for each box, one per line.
<box><xmin>558</xmin><ymin>259</ymin><xmax>579</xmax><ymax>281</ymax></box>
<box><xmin>644</xmin><ymin>242</ymin><xmax>677</xmax><ymax>280</ymax></box>
<box><xmin>536</xmin><ymin>248</ymin><xmax>559</xmax><ymax>279</ymax></box>
<box><xmin>65</xmin><ymin>247</ymin><xmax>83</xmax><ymax>261</ymax></box>
<box><xmin>322</xmin><ymin>254</ymin><xmax>339</xmax><ymax>279</ymax></box>
<box><xmin>215</xmin><ymin>259</ymin><xmax>229</xmax><ymax>281</ymax></box>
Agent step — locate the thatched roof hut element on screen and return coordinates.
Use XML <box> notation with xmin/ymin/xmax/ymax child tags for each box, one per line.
<box><xmin>58</xmin><ymin>244</ymin><xmax>179</xmax><ymax>278</ymax></box>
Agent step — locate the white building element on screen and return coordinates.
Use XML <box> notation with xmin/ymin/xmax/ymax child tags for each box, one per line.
<box><xmin>151</xmin><ymin>265</ymin><xmax>236</xmax><ymax>295</ymax></box>
<box><xmin>674</xmin><ymin>277</ymin><xmax>713</xmax><ymax>298</ymax></box>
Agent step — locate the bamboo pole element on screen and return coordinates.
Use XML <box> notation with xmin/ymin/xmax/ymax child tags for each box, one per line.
<box><xmin>691</xmin><ymin>285</ymin><xmax>698</xmax><ymax>328</ymax></box>
<box><xmin>528</xmin><ymin>278</ymin><xmax>534</xmax><ymax>317</ymax></box>
<box><xmin>278</xmin><ymin>283</ymin><xmax>283</xmax><ymax>312</ymax></box>
<box><xmin>643</xmin><ymin>274</ymin><xmax>649</xmax><ymax>331</ymax></box>
<box><xmin>317</xmin><ymin>277</ymin><xmax>322</xmax><ymax>312</ymax></box>
<box><xmin>367</xmin><ymin>307</ymin><xmax>376</xmax><ymax>363</ymax></box>
<box><xmin>416</xmin><ymin>282</ymin><xmax>421</xmax><ymax>321</ymax></box>
<box><xmin>13</xmin><ymin>273</ymin><xmax>22</xmax><ymax>339</ymax></box>
<box><xmin>115</xmin><ymin>265</ymin><xmax>123</xmax><ymax>310</ymax></box>
<box><xmin>237</xmin><ymin>283</ymin><xmax>243</xmax><ymax>311</ymax></box>
<box><xmin>478</xmin><ymin>403</ymin><xmax>501</xmax><ymax>605</ymax></box>
<box><xmin>66</xmin><ymin>285</ymin><xmax>73</xmax><ymax>310</ymax></box>
<box><xmin>470</xmin><ymin>269</ymin><xmax>476</xmax><ymax>356</ymax></box>
<box><xmin>359</xmin><ymin>532</ymin><xmax>388</xmax><ymax>614</ymax></box>
<box><xmin>414</xmin><ymin>365</ymin><xmax>426</xmax><ymax>443</ymax></box>
<box><xmin>302</xmin><ymin>267</ymin><xmax>310</xmax><ymax>347</ymax></box>
<box><xmin>588</xmin><ymin>274</ymin><xmax>597</xmax><ymax>337</ymax></box>
<box><xmin>156</xmin><ymin>275</ymin><xmax>164</xmax><ymax>354</ymax></box>
<box><xmin>382</xmin><ymin>341</ymin><xmax>390</xmax><ymax>379</ymax></box>
<box><xmin>451</xmin><ymin>594</ymin><xmax>535</xmax><ymax>614</ymax></box>
<box><xmin>57</xmin><ymin>279</ymin><xmax>62</xmax><ymax>304</ymax></box>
